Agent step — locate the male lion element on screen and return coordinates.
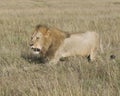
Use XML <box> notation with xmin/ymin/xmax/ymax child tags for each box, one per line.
<box><xmin>30</xmin><ymin>25</ymin><xmax>100</xmax><ymax>64</ymax></box>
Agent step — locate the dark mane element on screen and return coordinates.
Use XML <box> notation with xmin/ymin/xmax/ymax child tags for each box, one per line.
<box><xmin>35</xmin><ymin>24</ymin><xmax>48</xmax><ymax>30</ymax></box>
<box><xmin>35</xmin><ymin>24</ymin><xmax>70</xmax><ymax>38</ymax></box>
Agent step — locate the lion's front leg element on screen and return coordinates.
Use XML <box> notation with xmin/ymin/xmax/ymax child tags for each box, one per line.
<box><xmin>49</xmin><ymin>55</ymin><xmax>62</xmax><ymax>65</ymax></box>
<box><xmin>49</xmin><ymin>59</ymin><xmax>59</xmax><ymax>65</ymax></box>
<box><xmin>49</xmin><ymin>49</ymin><xmax>64</xmax><ymax>65</ymax></box>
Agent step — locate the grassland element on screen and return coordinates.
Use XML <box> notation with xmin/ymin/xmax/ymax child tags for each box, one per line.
<box><xmin>0</xmin><ymin>0</ymin><xmax>120</xmax><ymax>96</ymax></box>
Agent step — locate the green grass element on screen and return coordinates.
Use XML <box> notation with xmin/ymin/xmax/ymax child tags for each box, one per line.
<box><xmin>0</xmin><ymin>0</ymin><xmax>120</xmax><ymax>96</ymax></box>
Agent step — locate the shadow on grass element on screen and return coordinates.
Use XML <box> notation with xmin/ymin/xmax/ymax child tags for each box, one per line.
<box><xmin>21</xmin><ymin>52</ymin><xmax>46</xmax><ymax>64</ymax></box>
<box><xmin>113</xmin><ymin>2</ymin><xmax>120</xmax><ymax>5</ymax></box>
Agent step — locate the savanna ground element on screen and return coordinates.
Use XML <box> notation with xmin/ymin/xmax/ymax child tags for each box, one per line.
<box><xmin>0</xmin><ymin>0</ymin><xmax>120</xmax><ymax>96</ymax></box>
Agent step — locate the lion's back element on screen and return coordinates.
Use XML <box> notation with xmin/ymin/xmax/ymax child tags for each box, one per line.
<box><xmin>61</xmin><ymin>31</ymin><xmax>100</xmax><ymax>56</ymax></box>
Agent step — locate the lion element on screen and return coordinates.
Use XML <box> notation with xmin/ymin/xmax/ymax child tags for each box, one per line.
<box><xmin>30</xmin><ymin>25</ymin><xmax>100</xmax><ymax>64</ymax></box>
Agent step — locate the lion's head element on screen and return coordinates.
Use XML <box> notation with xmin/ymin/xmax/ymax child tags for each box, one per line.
<box><xmin>30</xmin><ymin>24</ymin><xmax>70</xmax><ymax>58</ymax></box>
<box><xmin>30</xmin><ymin>25</ymin><xmax>52</xmax><ymax>56</ymax></box>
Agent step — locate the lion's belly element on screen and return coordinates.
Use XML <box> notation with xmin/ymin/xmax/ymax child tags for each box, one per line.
<box><xmin>62</xmin><ymin>45</ymin><xmax>90</xmax><ymax>57</ymax></box>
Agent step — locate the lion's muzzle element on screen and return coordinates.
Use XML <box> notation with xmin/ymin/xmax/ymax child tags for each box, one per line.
<box><xmin>31</xmin><ymin>48</ymin><xmax>41</xmax><ymax>55</ymax></box>
<box><xmin>32</xmin><ymin>48</ymin><xmax>41</xmax><ymax>52</ymax></box>
<box><xmin>30</xmin><ymin>44</ymin><xmax>41</xmax><ymax>54</ymax></box>
<box><xmin>30</xmin><ymin>44</ymin><xmax>41</xmax><ymax>52</ymax></box>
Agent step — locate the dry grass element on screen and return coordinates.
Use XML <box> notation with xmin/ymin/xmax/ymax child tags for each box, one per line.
<box><xmin>0</xmin><ymin>0</ymin><xmax>120</xmax><ymax>96</ymax></box>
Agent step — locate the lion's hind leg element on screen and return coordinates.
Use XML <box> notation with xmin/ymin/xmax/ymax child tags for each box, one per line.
<box><xmin>89</xmin><ymin>49</ymin><xmax>96</xmax><ymax>61</ymax></box>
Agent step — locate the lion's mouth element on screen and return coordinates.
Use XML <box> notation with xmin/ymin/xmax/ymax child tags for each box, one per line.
<box><xmin>31</xmin><ymin>48</ymin><xmax>41</xmax><ymax>54</ymax></box>
<box><xmin>31</xmin><ymin>47</ymin><xmax>46</xmax><ymax>56</ymax></box>
<box><xmin>32</xmin><ymin>48</ymin><xmax>41</xmax><ymax>52</ymax></box>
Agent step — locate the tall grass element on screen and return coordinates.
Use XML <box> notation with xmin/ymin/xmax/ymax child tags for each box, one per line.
<box><xmin>0</xmin><ymin>0</ymin><xmax>120</xmax><ymax>96</ymax></box>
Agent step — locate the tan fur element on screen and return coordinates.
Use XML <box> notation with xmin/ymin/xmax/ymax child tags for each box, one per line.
<box><xmin>30</xmin><ymin>25</ymin><xmax>100</xmax><ymax>64</ymax></box>
<box><xmin>50</xmin><ymin>31</ymin><xmax>100</xmax><ymax>64</ymax></box>
<box><xmin>30</xmin><ymin>25</ymin><xmax>69</xmax><ymax>59</ymax></box>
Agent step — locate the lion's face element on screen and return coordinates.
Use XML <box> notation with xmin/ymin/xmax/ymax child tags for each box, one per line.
<box><xmin>30</xmin><ymin>25</ymin><xmax>52</xmax><ymax>55</ymax></box>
